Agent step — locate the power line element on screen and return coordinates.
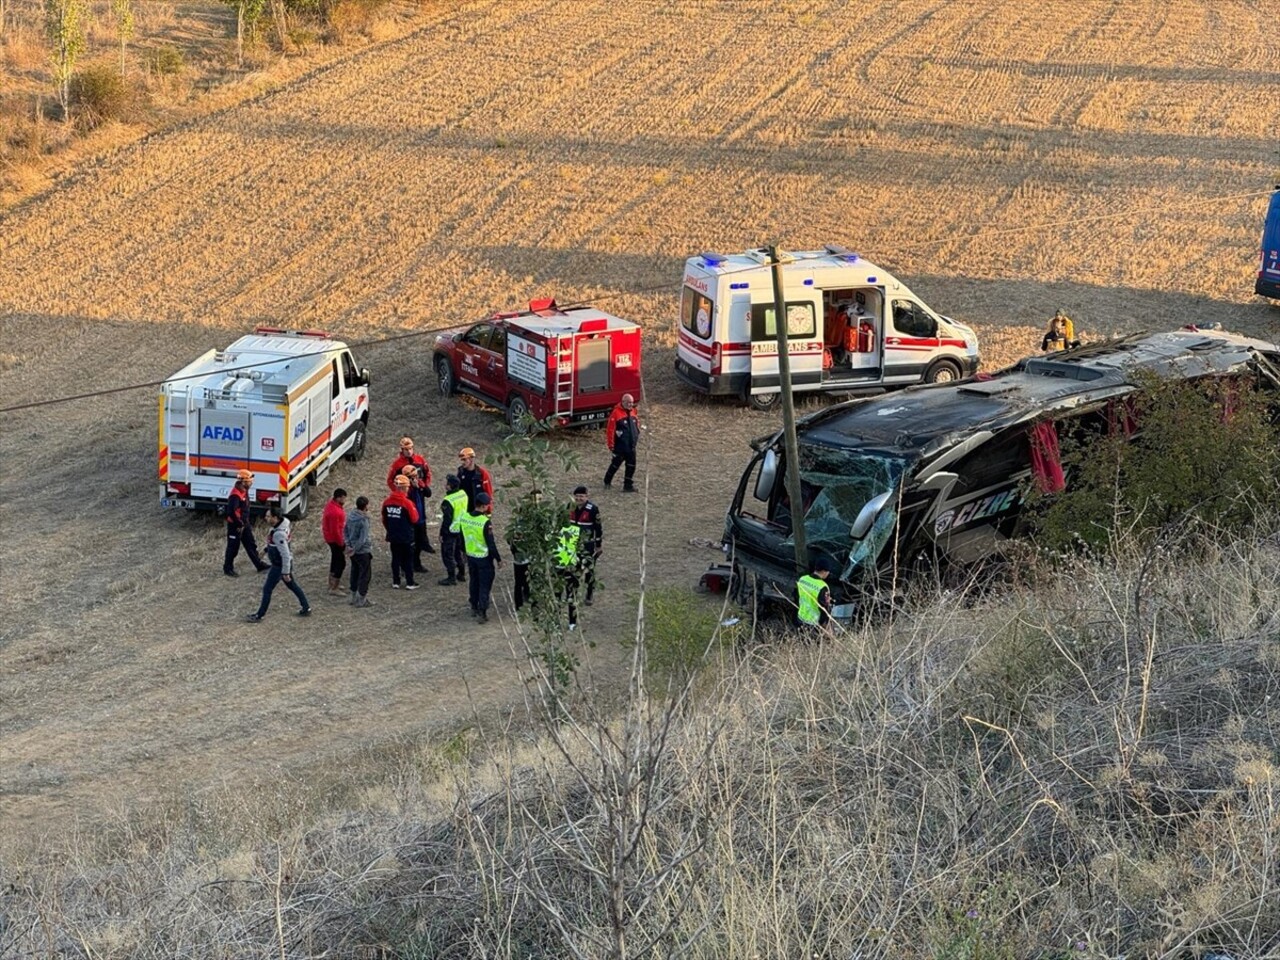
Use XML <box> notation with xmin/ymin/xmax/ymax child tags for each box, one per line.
<box><xmin>2</xmin><ymin>186</ymin><xmax>1272</xmax><ymax>414</ymax></box>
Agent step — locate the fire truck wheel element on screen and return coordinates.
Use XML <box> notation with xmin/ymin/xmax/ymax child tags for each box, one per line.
<box><xmin>288</xmin><ymin>482</ymin><xmax>311</xmax><ymax>521</ymax></box>
<box><xmin>435</xmin><ymin>356</ymin><xmax>455</xmax><ymax>397</ymax></box>
<box><xmin>506</xmin><ymin>396</ymin><xmax>530</xmax><ymax>432</ymax></box>
<box><xmin>924</xmin><ymin>358</ymin><xmax>962</xmax><ymax>384</ymax></box>
<box><xmin>345</xmin><ymin>421</ymin><xmax>367</xmax><ymax>462</ymax></box>
<box><xmin>747</xmin><ymin>390</ymin><xmax>780</xmax><ymax>412</ymax></box>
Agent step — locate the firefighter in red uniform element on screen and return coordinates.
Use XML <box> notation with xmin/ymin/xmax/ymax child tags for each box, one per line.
<box><xmin>604</xmin><ymin>394</ymin><xmax>640</xmax><ymax>492</ymax></box>
<box><xmin>386</xmin><ymin>436</ymin><xmax>435</xmax><ymax>568</ymax></box>
<box><xmin>223</xmin><ymin>468</ymin><xmax>268</xmax><ymax>577</ymax></box>
<box><xmin>381</xmin><ymin>474</ymin><xmax>420</xmax><ymax>590</ymax></box>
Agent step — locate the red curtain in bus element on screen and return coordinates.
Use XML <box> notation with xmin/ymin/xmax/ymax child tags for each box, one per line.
<box><xmin>1029</xmin><ymin>420</ymin><xmax>1065</xmax><ymax>493</ymax></box>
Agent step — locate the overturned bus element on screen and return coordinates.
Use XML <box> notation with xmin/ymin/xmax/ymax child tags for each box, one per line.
<box><xmin>725</xmin><ymin>328</ymin><xmax>1280</xmax><ymax>618</ymax></box>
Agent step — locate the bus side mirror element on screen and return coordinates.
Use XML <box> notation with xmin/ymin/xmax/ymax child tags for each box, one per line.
<box><xmin>754</xmin><ymin>449</ymin><xmax>779</xmax><ymax>502</ymax></box>
<box><xmin>850</xmin><ymin>491</ymin><xmax>892</xmax><ymax>539</ymax></box>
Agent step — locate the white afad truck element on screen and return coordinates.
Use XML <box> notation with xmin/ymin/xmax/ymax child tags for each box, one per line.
<box><xmin>159</xmin><ymin>327</ymin><xmax>370</xmax><ymax>520</ymax></box>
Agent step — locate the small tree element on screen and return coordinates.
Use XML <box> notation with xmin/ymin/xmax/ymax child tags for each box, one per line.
<box><xmin>109</xmin><ymin>0</ymin><xmax>134</xmax><ymax>75</ymax></box>
<box><xmin>222</xmin><ymin>0</ymin><xmax>266</xmax><ymax>67</ymax></box>
<box><xmin>44</xmin><ymin>0</ymin><xmax>88</xmax><ymax>121</ymax></box>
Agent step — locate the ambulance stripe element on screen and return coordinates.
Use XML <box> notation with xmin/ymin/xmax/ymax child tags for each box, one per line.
<box><xmin>159</xmin><ymin>445</ymin><xmax>169</xmax><ymax>482</ymax></box>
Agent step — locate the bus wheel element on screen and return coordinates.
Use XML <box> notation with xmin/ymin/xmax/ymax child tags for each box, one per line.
<box><xmin>747</xmin><ymin>390</ymin><xmax>780</xmax><ymax>412</ymax></box>
<box><xmin>924</xmin><ymin>359</ymin><xmax>962</xmax><ymax>384</ymax></box>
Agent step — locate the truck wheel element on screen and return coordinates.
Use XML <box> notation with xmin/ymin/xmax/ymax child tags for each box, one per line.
<box><xmin>506</xmin><ymin>395</ymin><xmax>531</xmax><ymax>432</ymax></box>
<box><xmin>747</xmin><ymin>391</ymin><xmax>780</xmax><ymax>412</ymax></box>
<box><xmin>435</xmin><ymin>356</ymin><xmax>455</xmax><ymax>398</ymax></box>
<box><xmin>924</xmin><ymin>359</ymin><xmax>962</xmax><ymax>384</ymax></box>
<box><xmin>344</xmin><ymin>421</ymin><xmax>367</xmax><ymax>462</ymax></box>
<box><xmin>288</xmin><ymin>482</ymin><xmax>310</xmax><ymax>521</ymax></box>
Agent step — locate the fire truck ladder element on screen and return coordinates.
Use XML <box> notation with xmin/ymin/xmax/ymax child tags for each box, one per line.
<box><xmin>552</xmin><ymin>334</ymin><xmax>575</xmax><ymax>419</ymax></box>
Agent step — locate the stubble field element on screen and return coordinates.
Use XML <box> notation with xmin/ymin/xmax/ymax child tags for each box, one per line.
<box><xmin>1</xmin><ymin>0</ymin><xmax>1278</xmax><ymax>847</ymax></box>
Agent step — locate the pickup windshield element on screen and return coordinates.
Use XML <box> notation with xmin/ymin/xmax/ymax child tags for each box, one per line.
<box><xmin>781</xmin><ymin>443</ymin><xmax>906</xmax><ymax>564</ymax></box>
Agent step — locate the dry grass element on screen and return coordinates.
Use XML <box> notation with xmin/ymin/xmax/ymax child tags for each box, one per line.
<box><xmin>0</xmin><ymin>0</ymin><xmax>1279</xmax><ymax>953</ymax></box>
<box><xmin>3</xmin><ymin>523</ymin><xmax>1278</xmax><ymax>957</ymax></box>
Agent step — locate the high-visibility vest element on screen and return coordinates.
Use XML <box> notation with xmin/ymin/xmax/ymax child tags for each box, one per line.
<box><xmin>796</xmin><ymin>574</ymin><xmax>827</xmax><ymax>625</ymax></box>
<box><xmin>444</xmin><ymin>489</ymin><xmax>469</xmax><ymax>530</ymax></box>
<box><xmin>555</xmin><ymin>525</ymin><xmax>580</xmax><ymax>570</ymax></box>
<box><xmin>457</xmin><ymin>511</ymin><xmax>491</xmax><ymax>558</ymax></box>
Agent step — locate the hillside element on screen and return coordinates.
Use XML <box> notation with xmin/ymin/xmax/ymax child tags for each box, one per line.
<box><xmin>1</xmin><ymin>0</ymin><xmax>1278</xmax><ymax>873</ymax></box>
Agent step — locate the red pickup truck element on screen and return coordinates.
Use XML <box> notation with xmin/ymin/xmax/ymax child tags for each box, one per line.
<box><xmin>433</xmin><ymin>298</ymin><xmax>643</xmax><ymax>429</ymax></box>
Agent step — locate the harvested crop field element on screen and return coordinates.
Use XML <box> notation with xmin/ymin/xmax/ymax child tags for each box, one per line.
<box><xmin>1</xmin><ymin>0</ymin><xmax>1278</xmax><ymax>844</ymax></box>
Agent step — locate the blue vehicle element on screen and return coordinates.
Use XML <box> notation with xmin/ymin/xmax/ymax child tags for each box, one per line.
<box><xmin>1258</xmin><ymin>186</ymin><xmax>1280</xmax><ymax>300</ymax></box>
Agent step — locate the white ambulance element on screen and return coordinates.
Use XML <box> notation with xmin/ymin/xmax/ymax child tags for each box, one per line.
<box><xmin>159</xmin><ymin>327</ymin><xmax>370</xmax><ymax>520</ymax></box>
<box><xmin>673</xmin><ymin>246</ymin><xmax>981</xmax><ymax>410</ymax></box>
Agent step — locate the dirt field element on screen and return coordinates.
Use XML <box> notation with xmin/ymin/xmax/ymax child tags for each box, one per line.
<box><xmin>1</xmin><ymin>0</ymin><xmax>1278</xmax><ymax>846</ymax></box>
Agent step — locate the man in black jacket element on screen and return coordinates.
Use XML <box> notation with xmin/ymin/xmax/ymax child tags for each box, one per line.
<box><xmin>603</xmin><ymin>394</ymin><xmax>640</xmax><ymax>492</ymax></box>
<box><xmin>224</xmin><ymin>468</ymin><xmax>268</xmax><ymax>577</ymax></box>
<box><xmin>568</xmin><ymin>485</ymin><xmax>603</xmax><ymax>605</ymax></box>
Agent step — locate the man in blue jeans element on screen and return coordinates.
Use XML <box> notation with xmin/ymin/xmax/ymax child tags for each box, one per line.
<box><xmin>247</xmin><ymin>507</ymin><xmax>310</xmax><ymax>621</ymax></box>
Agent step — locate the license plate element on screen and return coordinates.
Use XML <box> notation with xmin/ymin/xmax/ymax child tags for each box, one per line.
<box><xmin>161</xmin><ymin>498</ymin><xmax>195</xmax><ymax>509</ymax></box>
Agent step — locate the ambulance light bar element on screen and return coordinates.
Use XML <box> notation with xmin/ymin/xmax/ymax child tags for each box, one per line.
<box><xmin>699</xmin><ymin>251</ymin><xmax>727</xmax><ymax>267</ymax></box>
<box><xmin>824</xmin><ymin>244</ymin><xmax>861</xmax><ymax>262</ymax></box>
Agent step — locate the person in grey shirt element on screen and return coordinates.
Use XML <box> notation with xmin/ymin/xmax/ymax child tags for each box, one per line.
<box><xmin>247</xmin><ymin>507</ymin><xmax>311</xmax><ymax>621</ymax></box>
<box><xmin>344</xmin><ymin>495</ymin><xmax>374</xmax><ymax>608</ymax></box>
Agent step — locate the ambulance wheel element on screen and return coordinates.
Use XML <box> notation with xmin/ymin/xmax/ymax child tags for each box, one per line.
<box><xmin>506</xmin><ymin>395</ymin><xmax>530</xmax><ymax>432</ymax></box>
<box><xmin>924</xmin><ymin>359</ymin><xmax>962</xmax><ymax>384</ymax></box>
<box><xmin>435</xmin><ymin>356</ymin><xmax>455</xmax><ymax>397</ymax></box>
<box><xmin>747</xmin><ymin>390</ymin><xmax>780</xmax><ymax>412</ymax></box>
<box><xmin>288</xmin><ymin>483</ymin><xmax>310</xmax><ymax>521</ymax></box>
<box><xmin>345</xmin><ymin>421</ymin><xmax>367</xmax><ymax>462</ymax></box>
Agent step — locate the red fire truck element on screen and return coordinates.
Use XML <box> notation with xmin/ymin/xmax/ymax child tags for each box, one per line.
<box><xmin>433</xmin><ymin>298</ymin><xmax>643</xmax><ymax>429</ymax></box>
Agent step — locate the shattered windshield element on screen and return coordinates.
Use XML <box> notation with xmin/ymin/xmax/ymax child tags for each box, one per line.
<box><xmin>781</xmin><ymin>442</ymin><xmax>907</xmax><ymax>561</ymax></box>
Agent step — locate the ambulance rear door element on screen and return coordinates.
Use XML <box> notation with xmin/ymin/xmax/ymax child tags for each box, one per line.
<box><xmin>189</xmin><ymin>405</ymin><xmax>252</xmax><ymax>500</ymax></box>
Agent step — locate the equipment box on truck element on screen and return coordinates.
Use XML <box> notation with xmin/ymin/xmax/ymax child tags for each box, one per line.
<box><xmin>434</xmin><ymin>298</ymin><xmax>642</xmax><ymax>429</ymax></box>
<box><xmin>1257</xmin><ymin>185</ymin><xmax>1280</xmax><ymax>300</ymax></box>
<box><xmin>724</xmin><ymin>329</ymin><xmax>1280</xmax><ymax>618</ymax></box>
<box><xmin>675</xmin><ymin>246</ymin><xmax>980</xmax><ymax>410</ymax></box>
<box><xmin>159</xmin><ymin>327</ymin><xmax>370</xmax><ymax>520</ymax></box>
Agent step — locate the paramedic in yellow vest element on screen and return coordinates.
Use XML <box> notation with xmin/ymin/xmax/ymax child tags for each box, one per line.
<box><xmin>555</xmin><ymin>522</ymin><xmax>583</xmax><ymax>631</ymax></box>
<box><xmin>794</xmin><ymin>556</ymin><xmax>834</xmax><ymax>638</ymax></box>
<box><xmin>453</xmin><ymin>491</ymin><xmax>503</xmax><ymax>622</ymax></box>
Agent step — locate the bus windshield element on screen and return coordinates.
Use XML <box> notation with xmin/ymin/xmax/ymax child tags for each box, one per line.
<box><xmin>789</xmin><ymin>442</ymin><xmax>906</xmax><ymax>562</ymax></box>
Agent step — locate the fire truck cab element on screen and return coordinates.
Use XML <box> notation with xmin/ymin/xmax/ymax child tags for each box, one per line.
<box><xmin>434</xmin><ymin>298</ymin><xmax>643</xmax><ymax>429</ymax></box>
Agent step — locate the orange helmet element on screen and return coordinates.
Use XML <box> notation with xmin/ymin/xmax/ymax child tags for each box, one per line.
<box><xmin>401</xmin><ymin>464</ymin><xmax>417</xmax><ymax>476</ymax></box>
<box><xmin>393</xmin><ymin>475</ymin><xmax>410</xmax><ymax>487</ymax></box>
<box><xmin>459</xmin><ymin>446</ymin><xmax>476</xmax><ymax>459</ymax></box>
<box><xmin>236</xmin><ymin>469</ymin><xmax>254</xmax><ymax>482</ymax></box>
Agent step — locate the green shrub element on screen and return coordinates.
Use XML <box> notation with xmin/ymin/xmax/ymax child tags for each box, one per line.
<box><xmin>69</xmin><ymin>63</ymin><xmax>140</xmax><ymax>128</ymax></box>
<box><xmin>146</xmin><ymin>45</ymin><xmax>184</xmax><ymax>76</ymax></box>
<box><xmin>638</xmin><ymin>586</ymin><xmax>735</xmax><ymax>687</ymax></box>
<box><xmin>1032</xmin><ymin>373</ymin><xmax>1280</xmax><ymax>553</ymax></box>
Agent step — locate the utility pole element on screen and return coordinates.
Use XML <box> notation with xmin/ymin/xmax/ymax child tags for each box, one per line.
<box><xmin>767</xmin><ymin>245</ymin><xmax>808</xmax><ymax>574</ymax></box>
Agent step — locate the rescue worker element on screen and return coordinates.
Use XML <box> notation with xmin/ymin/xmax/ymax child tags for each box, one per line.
<box><xmin>453</xmin><ymin>491</ymin><xmax>502</xmax><ymax>622</ymax></box>
<box><xmin>381</xmin><ymin>474</ymin><xmax>420</xmax><ymax>590</ymax></box>
<box><xmin>246</xmin><ymin>506</ymin><xmax>310</xmax><ymax>621</ymax></box>
<box><xmin>554</xmin><ymin>520</ymin><xmax>583</xmax><ymax>631</ymax></box>
<box><xmin>437</xmin><ymin>474</ymin><xmax>469</xmax><ymax>586</ymax></box>
<box><xmin>343</xmin><ymin>495</ymin><xmax>374</xmax><ymax>608</ymax></box>
<box><xmin>568</xmin><ymin>485</ymin><xmax>602</xmax><ymax>605</ymax></box>
<box><xmin>506</xmin><ymin>488</ymin><xmax>543</xmax><ymax>611</ymax></box>
<box><xmin>604</xmin><ymin>394</ymin><xmax>640</xmax><ymax>492</ymax></box>
<box><xmin>401</xmin><ymin>464</ymin><xmax>432</xmax><ymax>573</ymax></box>
<box><xmin>321</xmin><ymin>487</ymin><xmax>348</xmax><ymax>593</ymax></box>
<box><xmin>1041</xmin><ymin>309</ymin><xmax>1079</xmax><ymax>352</ymax></box>
<box><xmin>224</xmin><ymin>468</ymin><xmax>268</xmax><ymax>577</ymax></box>
<box><xmin>794</xmin><ymin>556</ymin><xmax>834</xmax><ymax>638</ymax></box>
<box><xmin>387</xmin><ymin>437</ymin><xmax>434</xmax><ymax>565</ymax></box>
<box><xmin>457</xmin><ymin>446</ymin><xmax>494</xmax><ymax>510</ymax></box>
